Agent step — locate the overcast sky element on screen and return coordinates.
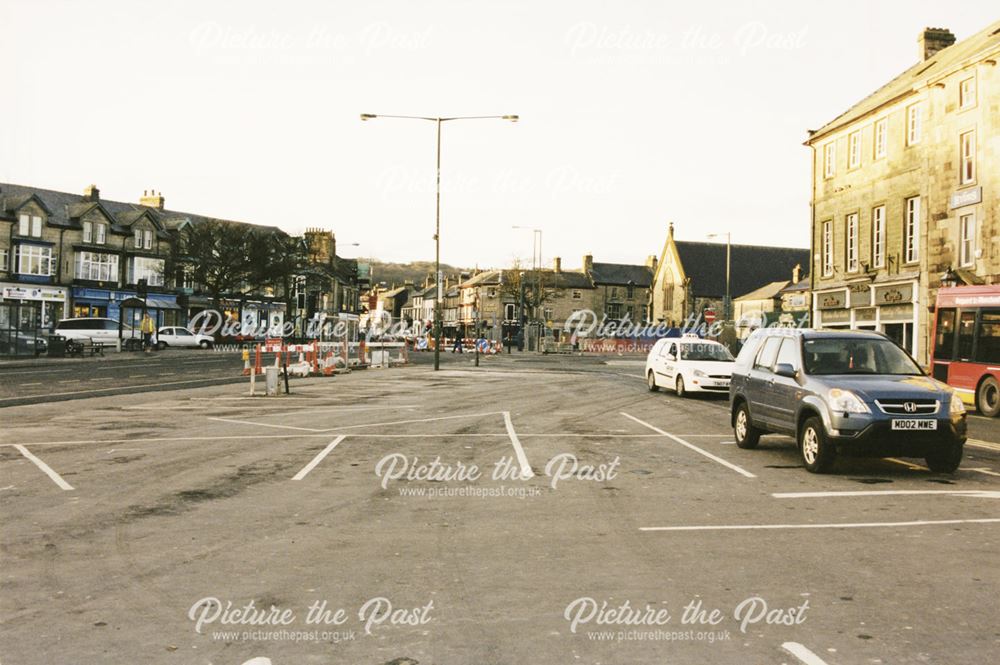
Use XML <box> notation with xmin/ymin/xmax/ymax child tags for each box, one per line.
<box><xmin>3</xmin><ymin>1</ymin><xmax>996</xmax><ymax>270</ymax></box>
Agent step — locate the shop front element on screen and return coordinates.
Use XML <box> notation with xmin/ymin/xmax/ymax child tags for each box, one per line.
<box><xmin>71</xmin><ymin>287</ymin><xmax>181</xmax><ymax>327</ymax></box>
<box><xmin>812</xmin><ymin>278</ymin><xmax>918</xmax><ymax>354</ymax></box>
<box><xmin>1</xmin><ymin>282</ymin><xmax>68</xmax><ymax>332</ymax></box>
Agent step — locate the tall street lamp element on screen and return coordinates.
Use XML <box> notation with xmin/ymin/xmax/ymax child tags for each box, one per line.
<box><xmin>707</xmin><ymin>232</ymin><xmax>731</xmax><ymax>321</ymax></box>
<box><xmin>512</xmin><ymin>225</ymin><xmax>543</xmax><ymax>347</ymax></box>
<box><xmin>362</xmin><ymin>113</ymin><xmax>519</xmax><ymax>370</ymax></box>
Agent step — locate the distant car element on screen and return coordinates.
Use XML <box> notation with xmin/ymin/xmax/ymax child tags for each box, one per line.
<box><xmin>157</xmin><ymin>326</ymin><xmax>214</xmax><ymax>349</ymax></box>
<box><xmin>646</xmin><ymin>335</ymin><xmax>736</xmax><ymax>396</ymax></box>
<box><xmin>729</xmin><ymin>328</ymin><xmax>967</xmax><ymax>473</ymax></box>
<box><xmin>55</xmin><ymin>317</ymin><xmax>131</xmax><ymax>344</ymax></box>
<box><xmin>0</xmin><ymin>331</ymin><xmax>47</xmax><ymax>356</ymax></box>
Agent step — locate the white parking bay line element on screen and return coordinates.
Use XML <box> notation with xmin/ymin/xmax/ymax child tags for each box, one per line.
<box><xmin>13</xmin><ymin>445</ymin><xmax>74</xmax><ymax>491</ymax></box>
<box><xmin>782</xmin><ymin>641</ymin><xmax>831</xmax><ymax>665</ymax></box>
<box><xmin>773</xmin><ymin>489</ymin><xmax>1000</xmax><ymax>499</ymax></box>
<box><xmin>640</xmin><ymin>518</ymin><xmax>1000</xmax><ymax>532</ymax></box>
<box><xmin>620</xmin><ymin>412</ymin><xmax>756</xmax><ymax>479</ymax></box>
<box><xmin>292</xmin><ymin>436</ymin><xmax>346</xmax><ymax>480</ymax></box>
<box><xmin>502</xmin><ymin>412</ymin><xmax>534</xmax><ymax>479</ymax></box>
<box><xmin>208</xmin><ymin>416</ymin><xmax>326</xmax><ymax>433</ymax></box>
<box><xmin>968</xmin><ymin>439</ymin><xmax>1000</xmax><ymax>453</ymax></box>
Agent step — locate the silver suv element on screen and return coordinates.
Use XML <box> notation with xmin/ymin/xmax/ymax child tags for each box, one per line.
<box><xmin>729</xmin><ymin>328</ymin><xmax>967</xmax><ymax>473</ymax></box>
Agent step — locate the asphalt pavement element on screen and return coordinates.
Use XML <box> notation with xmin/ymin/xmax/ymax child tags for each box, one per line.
<box><xmin>1</xmin><ymin>354</ymin><xmax>999</xmax><ymax>664</ymax></box>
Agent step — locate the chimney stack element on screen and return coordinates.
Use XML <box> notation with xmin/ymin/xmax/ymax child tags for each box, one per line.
<box><xmin>582</xmin><ymin>254</ymin><xmax>593</xmax><ymax>274</ymax></box>
<box><xmin>553</xmin><ymin>257</ymin><xmax>562</xmax><ymax>273</ymax></box>
<box><xmin>83</xmin><ymin>184</ymin><xmax>100</xmax><ymax>201</ymax></box>
<box><xmin>645</xmin><ymin>254</ymin><xmax>658</xmax><ymax>271</ymax></box>
<box><xmin>918</xmin><ymin>27</ymin><xmax>955</xmax><ymax>61</ymax></box>
<box><xmin>792</xmin><ymin>263</ymin><xmax>802</xmax><ymax>284</ymax></box>
<box><xmin>140</xmin><ymin>189</ymin><xmax>165</xmax><ymax>210</ymax></box>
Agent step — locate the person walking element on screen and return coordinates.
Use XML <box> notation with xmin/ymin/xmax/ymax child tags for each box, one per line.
<box><xmin>140</xmin><ymin>312</ymin><xmax>156</xmax><ymax>352</ymax></box>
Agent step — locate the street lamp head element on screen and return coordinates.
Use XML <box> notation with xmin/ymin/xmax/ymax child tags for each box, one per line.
<box><xmin>940</xmin><ymin>267</ymin><xmax>961</xmax><ymax>289</ymax></box>
<box><xmin>360</xmin><ymin>113</ymin><xmax>376</xmax><ymax>121</ymax></box>
<box><xmin>502</xmin><ymin>115</ymin><xmax>519</xmax><ymax>123</ymax></box>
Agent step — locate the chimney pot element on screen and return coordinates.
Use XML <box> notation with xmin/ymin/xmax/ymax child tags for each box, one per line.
<box><xmin>918</xmin><ymin>27</ymin><xmax>955</xmax><ymax>61</ymax></box>
<box><xmin>139</xmin><ymin>189</ymin><xmax>165</xmax><ymax>210</ymax></box>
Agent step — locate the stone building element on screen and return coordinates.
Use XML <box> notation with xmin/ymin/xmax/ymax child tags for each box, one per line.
<box><xmin>806</xmin><ymin>22</ymin><xmax>1000</xmax><ymax>363</ymax></box>
<box><xmin>301</xmin><ymin>228</ymin><xmax>363</xmax><ymax>319</ymax></box>
<box><xmin>585</xmin><ymin>255</ymin><xmax>655</xmax><ymax>324</ymax></box>
<box><xmin>651</xmin><ymin>223</ymin><xmax>810</xmax><ymax>325</ymax></box>
<box><xmin>0</xmin><ymin>183</ymin><xmax>177</xmax><ymax>334</ymax></box>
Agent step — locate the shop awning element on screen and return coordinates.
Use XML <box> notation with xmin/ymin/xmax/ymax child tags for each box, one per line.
<box><xmin>120</xmin><ymin>296</ymin><xmax>181</xmax><ymax>311</ymax></box>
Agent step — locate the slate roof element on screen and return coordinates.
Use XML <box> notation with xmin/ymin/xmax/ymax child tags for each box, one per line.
<box><xmin>461</xmin><ymin>270</ymin><xmax>503</xmax><ymax>287</ymax></box>
<box><xmin>0</xmin><ymin>182</ymin><xmax>286</xmax><ymax>237</ymax></box>
<box><xmin>735</xmin><ymin>280</ymin><xmax>791</xmax><ymax>302</ymax></box>
<box><xmin>779</xmin><ymin>278</ymin><xmax>810</xmax><ymax>294</ymax></box>
<box><xmin>590</xmin><ymin>262</ymin><xmax>653</xmax><ymax>287</ymax></box>
<box><xmin>675</xmin><ymin>241</ymin><xmax>809</xmax><ymax>299</ymax></box>
<box><xmin>808</xmin><ymin>20</ymin><xmax>1000</xmax><ymax>141</ymax></box>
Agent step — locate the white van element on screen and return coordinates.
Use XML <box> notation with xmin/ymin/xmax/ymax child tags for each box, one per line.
<box><xmin>55</xmin><ymin>317</ymin><xmax>132</xmax><ymax>344</ymax></box>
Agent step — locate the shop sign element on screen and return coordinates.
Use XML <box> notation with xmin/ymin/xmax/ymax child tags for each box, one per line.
<box><xmin>2</xmin><ymin>285</ymin><xmax>67</xmax><ymax>302</ymax></box>
<box><xmin>816</xmin><ymin>290</ymin><xmax>846</xmax><ymax>310</ymax></box>
<box><xmin>949</xmin><ymin>186</ymin><xmax>982</xmax><ymax>210</ymax></box>
<box><xmin>880</xmin><ymin>303</ymin><xmax>914</xmax><ymax>322</ymax></box>
<box><xmin>854</xmin><ymin>307</ymin><xmax>876</xmax><ymax>322</ymax></box>
<box><xmin>820</xmin><ymin>308</ymin><xmax>850</xmax><ymax>324</ymax></box>
<box><xmin>874</xmin><ymin>283</ymin><xmax>913</xmax><ymax>306</ymax></box>
<box><xmin>848</xmin><ymin>283</ymin><xmax>871</xmax><ymax>308</ymax></box>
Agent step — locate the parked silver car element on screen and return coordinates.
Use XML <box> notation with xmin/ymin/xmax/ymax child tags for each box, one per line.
<box><xmin>729</xmin><ymin>328</ymin><xmax>967</xmax><ymax>473</ymax></box>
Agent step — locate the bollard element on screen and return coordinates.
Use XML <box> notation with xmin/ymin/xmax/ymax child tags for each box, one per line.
<box><xmin>265</xmin><ymin>367</ymin><xmax>279</xmax><ymax>396</ymax></box>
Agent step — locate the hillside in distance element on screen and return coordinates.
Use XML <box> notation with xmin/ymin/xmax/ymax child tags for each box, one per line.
<box><xmin>368</xmin><ymin>260</ymin><xmax>471</xmax><ymax>288</ymax></box>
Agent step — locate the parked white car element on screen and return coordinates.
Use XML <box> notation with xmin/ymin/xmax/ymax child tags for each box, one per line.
<box><xmin>157</xmin><ymin>326</ymin><xmax>214</xmax><ymax>349</ymax></box>
<box><xmin>645</xmin><ymin>335</ymin><xmax>736</xmax><ymax>396</ymax></box>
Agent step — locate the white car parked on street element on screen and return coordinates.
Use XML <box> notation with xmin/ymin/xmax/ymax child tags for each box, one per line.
<box><xmin>645</xmin><ymin>335</ymin><xmax>736</xmax><ymax>396</ymax></box>
<box><xmin>157</xmin><ymin>326</ymin><xmax>214</xmax><ymax>349</ymax></box>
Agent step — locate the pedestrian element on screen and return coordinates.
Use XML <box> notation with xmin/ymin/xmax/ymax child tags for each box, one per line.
<box><xmin>452</xmin><ymin>335</ymin><xmax>463</xmax><ymax>353</ymax></box>
<box><xmin>140</xmin><ymin>312</ymin><xmax>155</xmax><ymax>352</ymax></box>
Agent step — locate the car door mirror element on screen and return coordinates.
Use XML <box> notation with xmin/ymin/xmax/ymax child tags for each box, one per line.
<box><xmin>774</xmin><ymin>363</ymin><xmax>797</xmax><ymax>378</ymax></box>
<box><xmin>665</xmin><ymin>353</ymin><xmax>676</xmax><ymax>361</ymax></box>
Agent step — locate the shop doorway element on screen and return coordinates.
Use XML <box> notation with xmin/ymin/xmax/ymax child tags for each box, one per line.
<box><xmin>883</xmin><ymin>322</ymin><xmax>912</xmax><ymax>354</ymax></box>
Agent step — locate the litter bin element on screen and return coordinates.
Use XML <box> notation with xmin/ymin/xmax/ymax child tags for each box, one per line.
<box><xmin>47</xmin><ymin>334</ymin><xmax>67</xmax><ymax>358</ymax></box>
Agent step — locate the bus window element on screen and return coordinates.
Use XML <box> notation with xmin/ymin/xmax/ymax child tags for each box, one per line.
<box><xmin>976</xmin><ymin>309</ymin><xmax>1000</xmax><ymax>363</ymax></box>
<box><xmin>957</xmin><ymin>311</ymin><xmax>976</xmax><ymax>360</ymax></box>
<box><xmin>934</xmin><ymin>308</ymin><xmax>956</xmax><ymax>360</ymax></box>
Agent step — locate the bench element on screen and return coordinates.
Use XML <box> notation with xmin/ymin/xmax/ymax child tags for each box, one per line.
<box><xmin>66</xmin><ymin>339</ymin><xmax>106</xmax><ymax>357</ymax></box>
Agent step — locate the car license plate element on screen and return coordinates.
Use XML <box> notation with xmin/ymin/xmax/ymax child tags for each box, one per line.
<box><xmin>891</xmin><ymin>419</ymin><xmax>937</xmax><ymax>431</ymax></box>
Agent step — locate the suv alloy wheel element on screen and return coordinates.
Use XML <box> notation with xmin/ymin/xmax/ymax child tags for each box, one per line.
<box><xmin>799</xmin><ymin>416</ymin><xmax>836</xmax><ymax>473</ymax></box>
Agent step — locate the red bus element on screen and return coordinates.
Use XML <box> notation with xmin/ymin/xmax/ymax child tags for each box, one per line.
<box><xmin>931</xmin><ymin>285</ymin><xmax>1000</xmax><ymax>417</ymax></box>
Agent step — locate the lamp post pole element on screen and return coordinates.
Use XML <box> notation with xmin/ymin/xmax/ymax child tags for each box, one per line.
<box><xmin>708</xmin><ymin>232</ymin><xmax>731</xmax><ymax>321</ymax></box>
<box><xmin>362</xmin><ymin>113</ymin><xmax>518</xmax><ymax>370</ymax></box>
<box><xmin>512</xmin><ymin>225</ymin><xmax>543</xmax><ymax>349</ymax></box>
